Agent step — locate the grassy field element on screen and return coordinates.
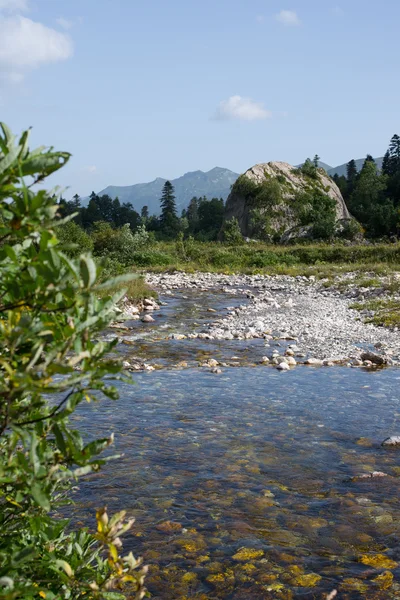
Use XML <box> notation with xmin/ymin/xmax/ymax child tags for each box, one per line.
<box><xmin>127</xmin><ymin>240</ymin><xmax>400</xmax><ymax>277</ymax></box>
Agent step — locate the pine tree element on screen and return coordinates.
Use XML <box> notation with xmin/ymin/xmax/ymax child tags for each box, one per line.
<box><xmin>141</xmin><ymin>205</ymin><xmax>149</xmax><ymax>220</ymax></box>
<box><xmin>186</xmin><ymin>197</ymin><xmax>199</xmax><ymax>233</ymax></box>
<box><xmin>159</xmin><ymin>181</ymin><xmax>179</xmax><ymax>238</ymax></box>
<box><xmin>346</xmin><ymin>159</ymin><xmax>358</xmax><ymax>194</ymax></box>
<box><xmin>382</xmin><ymin>150</ymin><xmax>392</xmax><ymax>176</ymax></box>
<box><xmin>313</xmin><ymin>154</ymin><xmax>320</xmax><ymax>168</ymax></box>
<box><xmin>160</xmin><ymin>181</ymin><xmax>177</xmax><ymax>220</ymax></box>
<box><xmin>389</xmin><ymin>134</ymin><xmax>400</xmax><ymax>162</ymax></box>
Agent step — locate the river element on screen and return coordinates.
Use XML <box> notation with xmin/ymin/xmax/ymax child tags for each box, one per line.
<box><xmin>73</xmin><ymin>289</ymin><xmax>400</xmax><ymax>599</ymax></box>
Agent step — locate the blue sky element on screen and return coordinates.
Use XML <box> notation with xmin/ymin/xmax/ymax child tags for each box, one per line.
<box><xmin>0</xmin><ymin>0</ymin><xmax>399</xmax><ymax>198</ymax></box>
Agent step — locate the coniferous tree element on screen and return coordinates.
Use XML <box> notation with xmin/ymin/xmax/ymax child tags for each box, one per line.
<box><xmin>387</xmin><ymin>134</ymin><xmax>400</xmax><ymax>205</ymax></box>
<box><xmin>382</xmin><ymin>150</ymin><xmax>392</xmax><ymax>176</ymax></box>
<box><xmin>159</xmin><ymin>180</ymin><xmax>179</xmax><ymax>238</ymax></box>
<box><xmin>313</xmin><ymin>154</ymin><xmax>320</xmax><ymax>168</ymax></box>
<box><xmin>186</xmin><ymin>197</ymin><xmax>200</xmax><ymax>233</ymax></box>
<box><xmin>346</xmin><ymin>159</ymin><xmax>358</xmax><ymax>196</ymax></box>
<box><xmin>389</xmin><ymin>134</ymin><xmax>400</xmax><ymax>163</ymax></box>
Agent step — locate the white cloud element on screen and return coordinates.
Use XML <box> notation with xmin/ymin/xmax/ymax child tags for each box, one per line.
<box><xmin>0</xmin><ymin>16</ymin><xmax>73</xmax><ymax>81</ymax></box>
<box><xmin>56</xmin><ymin>17</ymin><xmax>74</xmax><ymax>30</ymax></box>
<box><xmin>214</xmin><ymin>96</ymin><xmax>272</xmax><ymax>121</ymax></box>
<box><xmin>276</xmin><ymin>10</ymin><xmax>301</xmax><ymax>26</ymax></box>
<box><xmin>0</xmin><ymin>0</ymin><xmax>28</xmax><ymax>12</ymax></box>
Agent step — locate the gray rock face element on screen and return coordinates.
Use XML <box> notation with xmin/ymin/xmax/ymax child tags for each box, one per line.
<box><xmin>223</xmin><ymin>161</ymin><xmax>350</xmax><ymax>239</ymax></box>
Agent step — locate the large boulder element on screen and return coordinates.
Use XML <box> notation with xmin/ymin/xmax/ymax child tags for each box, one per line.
<box><xmin>222</xmin><ymin>161</ymin><xmax>351</xmax><ymax>241</ymax></box>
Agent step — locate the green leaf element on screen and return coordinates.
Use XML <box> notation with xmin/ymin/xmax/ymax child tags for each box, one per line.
<box><xmin>80</xmin><ymin>255</ymin><xmax>97</xmax><ymax>288</ymax></box>
<box><xmin>31</xmin><ymin>482</ymin><xmax>50</xmax><ymax>511</ymax></box>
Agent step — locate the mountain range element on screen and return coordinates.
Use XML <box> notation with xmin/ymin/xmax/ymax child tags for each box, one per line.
<box><xmin>98</xmin><ymin>167</ymin><xmax>238</xmax><ymax>215</ymax></box>
<box><xmin>94</xmin><ymin>157</ymin><xmax>384</xmax><ymax>214</ymax></box>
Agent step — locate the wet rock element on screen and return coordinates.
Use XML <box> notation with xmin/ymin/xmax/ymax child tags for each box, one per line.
<box><xmin>285</xmin><ymin>356</ymin><xmax>297</xmax><ymax>366</ymax></box>
<box><xmin>305</xmin><ymin>358</ymin><xmax>323</xmax><ymax>366</ymax></box>
<box><xmin>141</xmin><ymin>314</ymin><xmax>155</xmax><ymax>323</ymax></box>
<box><xmin>382</xmin><ymin>436</ymin><xmax>400</xmax><ymax>446</ymax></box>
<box><xmin>156</xmin><ymin>521</ymin><xmax>183</xmax><ymax>533</ymax></box>
<box><xmin>260</xmin><ymin>356</ymin><xmax>270</xmax><ymax>364</ymax></box>
<box><xmin>169</xmin><ymin>333</ymin><xmax>186</xmax><ymax>340</ymax></box>
<box><xmin>352</xmin><ymin>471</ymin><xmax>388</xmax><ymax>480</ymax></box>
<box><xmin>276</xmin><ymin>362</ymin><xmax>290</xmax><ymax>371</ymax></box>
<box><xmin>207</xmin><ymin>359</ymin><xmax>219</xmax><ymax>368</ymax></box>
<box><xmin>360</xmin><ymin>351</ymin><xmax>388</xmax><ymax>366</ymax></box>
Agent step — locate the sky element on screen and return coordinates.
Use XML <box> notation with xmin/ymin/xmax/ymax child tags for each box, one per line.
<box><xmin>0</xmin><ymin>0</ymin><xmax>399</xmax><ymax>198</ymax></box>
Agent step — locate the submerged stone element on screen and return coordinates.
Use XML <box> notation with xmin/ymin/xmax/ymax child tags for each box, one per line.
<box><xmin>232</xmin><ymin>548</ymin><xmax>264</xmax><ymax>561</ymax></box>
<box><xmin>359</xmin><ymin>553</ymin><xmax>398</xmax><ymax>569</ymax></box>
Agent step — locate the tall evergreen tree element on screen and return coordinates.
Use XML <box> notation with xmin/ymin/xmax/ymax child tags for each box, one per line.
<box><xmin>186</xmin><ymin>197</ymin><xmax>200</xmax><ymax>233</ymax></box>
<box><xmin>159</xmin><ymin>181</ymin><xmax>179</xmax><ymax>238</ymax></box>
<box><xmin>141</xmin><ymin>205</ymin><xmax>149</xmax><ymax>221</ymax></box>
<box><xmin>346</xmin><ymin>159</ymin><xmax>358</xmax><ymax>195</ymax></box>
<box><xmin>386</xmin><ymin>134</ymin><xmax>400</xmax><ymax>205</ymax></box>
<box><xmin>313</xmin><ymin>154</ymin><xmax>320</xmax><ymax>168</ymax></box>
<box><xmin>160</xmin><ymin>181</ymin><xmax>177</xmax><ymax>220</ymax></box>
<box><xmin>382</xmin><ymin>150</ymin><xmax>392</xmax><ymax>176</ymax></box>
<box><xmin>389</xmin><ymin>134</ymin><xmax>400</xmax><ymax>162</ymax></box>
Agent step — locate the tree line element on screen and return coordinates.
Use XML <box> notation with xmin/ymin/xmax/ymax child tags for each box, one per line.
<box><xmin>332</xmin><ymin>134</ymin><xmax>400</xmax><ymax>238</ymax></box>
<box><xmin>60</xmin><ymin>181</ymin><xmax>225</xmax><ymax>241</ymax></box>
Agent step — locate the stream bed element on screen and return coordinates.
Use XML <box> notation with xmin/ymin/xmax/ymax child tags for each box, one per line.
<box><xmin>74</xmin><ymin>290</ymin><xmax>400</xmax><ymax>599</ymax></box>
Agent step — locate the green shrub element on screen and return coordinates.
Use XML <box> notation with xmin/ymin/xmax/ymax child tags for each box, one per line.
<box><xmin>0</xmin><ymin>123</ymin><xmax>147</xmax><ymax>599</ymax></box>
<box><xmin>221</xmin><ymin>217</ymin><xmax>244</xmax><ymax>244</ymax></box>
<box><xmin>131</xmin><ymin>250</ymin><xmax>173</xmax><ymax>267</ymax></box>
<box><xmin>56</xmin><ymin>220</ymin><xmax>94</xmax><ymax>256</ymax></box>
<box><xmin>338</xmin><ymin>218</ymin><xmax>364</xmax><ymax>241</ymax></box>
<box><xmin>92</xmin><ymin>222</ymin><xmax>151</xmax><ymax>266</ymax></box>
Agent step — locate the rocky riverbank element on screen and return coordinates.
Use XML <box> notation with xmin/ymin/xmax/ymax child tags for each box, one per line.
<box><xmin>145</xmin><ymin>271</ymin><xmax>400</xmax><ymax>367</ymax></box>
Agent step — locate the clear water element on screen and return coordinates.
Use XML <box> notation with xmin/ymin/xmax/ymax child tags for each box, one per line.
<box><xmin>74</xmin><ymin>365</ymin><xmax>400</xmax><ymax>599</ymax></box>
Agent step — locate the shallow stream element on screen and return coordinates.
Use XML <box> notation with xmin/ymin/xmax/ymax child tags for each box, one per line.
<box><xmin>74</xmin><ymin>291</ymin><xmax>400</xmax><ymax>599</ymax></box>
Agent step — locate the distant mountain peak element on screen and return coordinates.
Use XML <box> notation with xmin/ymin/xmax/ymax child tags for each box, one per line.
<box><xmin>98</xmin><ymin>167</ymin><xmax>240</xmax><ymax>215</ymax></box>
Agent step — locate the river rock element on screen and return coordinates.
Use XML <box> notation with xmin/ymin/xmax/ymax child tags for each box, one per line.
<box><xmin>360</xmin><ymin>351</ymin><xmax>388</xmax><ymax>366</ymax></box>
<box><xmin>286</xmin><ymin>356</ymin><xmax>297</xmax><ymax>366</ymax></box>
<box><xmin>141</xmin><ymin>314</ymin><xmax>155</xmax><ymax>323</ymax></box>
<box><xmin>305</xmin><ymin>358</ymin><xmax>323</xmax><ymax>366</ymax></box>
<box><xmin>207</xmin><ymin>359</ymin><xmax>219</xmax><ymax>368</ymax></box>
<box><xmin>382</xmin><ymin>436</ymin><xmax>400</xmax><ymax>446</ymax></box>
<box><xmin>276</xmin><ymin>362</ymin><xmax>290</xmax><ymax>371</ymax></box>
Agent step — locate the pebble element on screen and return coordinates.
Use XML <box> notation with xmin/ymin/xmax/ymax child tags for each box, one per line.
<box><xmin>146</xmin><ymin>272</ymin><xmax>400</xmax><ymax>364</ymax></box>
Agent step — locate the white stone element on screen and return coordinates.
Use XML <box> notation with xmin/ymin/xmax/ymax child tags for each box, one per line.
<box><xmin>141</xmin><ymin>314</ymin><xmax>155</xmax><ymax>323</ymax></box>
<box><xmin>382</xmin><ymin>436</ymin><xmax>400</xmax><ymax>446</ymax></box>
<box><xmin>305</xmin><ymin>358</ymin><xmax>323</xmax><ymax>366</ymax></box>
<box><xmin>276</xmin><ymin>362</ymin><xmax>290</xmax><ymax>371</ymax></box>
